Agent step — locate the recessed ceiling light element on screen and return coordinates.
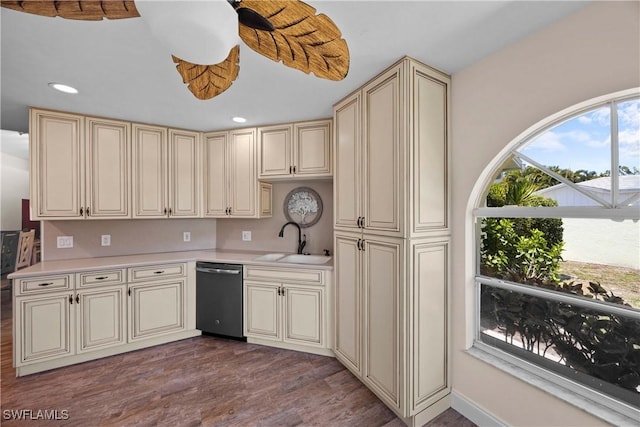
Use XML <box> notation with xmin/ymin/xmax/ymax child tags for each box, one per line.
<box><xmin>48</xmin><ymin>82</ymin><xmax>78</xmax><ymax>94</ymax></box>
<box><xmin>232</xmin><ymin>116</ymin><xmax>247</xmax><ymax>123</ymax></box>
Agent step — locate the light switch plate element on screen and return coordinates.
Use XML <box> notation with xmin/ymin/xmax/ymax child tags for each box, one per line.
<box><xmin>183</xmin><ymin>231</ymin><xmax>191</xmax><ymax>242</ymax></box>
<box><xmin>101</xmin><ymin>235</ymin><xmax>111</xmax><ymax>246</ymax></box>
<box><xmin>57</xmin><ymin>236</ymin><xmax>73</xmax><ymax>248</ymax></box>
<box><xmin>242</xmin><ymin>231</ymin><xmax>251</xmax><ymax>241</ymax></box>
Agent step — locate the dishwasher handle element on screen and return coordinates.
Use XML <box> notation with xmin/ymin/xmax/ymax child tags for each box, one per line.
<box><xmin>196</xmin><ymin>267</ymin><xmax>241</xmax><ymax>275</ymax></box>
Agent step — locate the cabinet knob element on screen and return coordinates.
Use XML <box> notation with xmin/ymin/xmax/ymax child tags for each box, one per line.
<box><xmin>86</xmin><ymin>207</ymin><xmax>90</xmax><ymax>216</ymax></box>
<box><xmin>69</xmin><ymin>294</ymin><xmax>74</xmax><ymax>304</ymax></box>
<box><xmin>79</xmin><ymin>207</ymin><xmax>84</xmax><ymax>216</ymax></box>
<box><xmin>75</xmin><ymin>295</ymin><xmax>80</xmax><ymax>304</ymax></box>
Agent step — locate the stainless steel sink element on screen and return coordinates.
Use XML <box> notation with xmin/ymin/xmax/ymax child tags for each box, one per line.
<box><xmin>253</xmin><ymin>253</ymin><xmax>286</xmax><ymax>262</ymax></box>
<box><xmin>278</xmin><ymin>254</ymin><xmax>331</xmax><ymax>265</ymax></box>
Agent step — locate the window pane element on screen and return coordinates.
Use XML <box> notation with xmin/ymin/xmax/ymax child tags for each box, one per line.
<box><xmin>479</xmin><ymin>284</ymin><xmax>640</xmax><ymax>408</ymax></box>
<box><xmin>617</xmin><ymin>99</ymin><xmax>639</xmax><ymax>174</ymax></box>
<box><xmin>518</xmin><ymin>106</ymin><xmax>611</xmax><ymax>174</ymax></box>
<box><xmin>480</xmin><ymin>217</ymin><xmax>639</xmax><ymax>309</ymax></box>
<box><xmin>617</xmin><ymin>99</ymin><xmax>640</xmax><ymax>206</ymax></box>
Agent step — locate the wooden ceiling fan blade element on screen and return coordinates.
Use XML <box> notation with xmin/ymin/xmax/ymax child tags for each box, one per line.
<box><xmin>0</xmin><ymin>1</ymin><xmax>140</xmax><ymax>20</ymax></box>
<box><xmin>172</xmin><ymin>45</ymin><xmax>240</xmax><ymax>100</ymax></box>
<box><xmin>237</xmin><ymin>0</ymin><xmax>349</xmax><ymax>81</ymax></box>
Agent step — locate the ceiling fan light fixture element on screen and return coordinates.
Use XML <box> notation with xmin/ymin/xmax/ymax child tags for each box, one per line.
<box><xmin>232</xmin><ymin>116</ymin><xmax>247</xmax><ymax>123</ymax></box>
<box><xmin>136</xmin><ymin>0</ymin><xmax>240</xmax><ymax>65</ymax></box>
<box><xmin>48</xmin><ymin>83</ymin><xmax>78</xmax><ymax>94</ymax></box>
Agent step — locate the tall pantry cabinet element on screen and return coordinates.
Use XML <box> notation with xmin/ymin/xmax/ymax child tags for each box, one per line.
<box><xmin>333</xmin><ymin>56</ymin><xmax>450</xmax><ymax>426</ymax></box>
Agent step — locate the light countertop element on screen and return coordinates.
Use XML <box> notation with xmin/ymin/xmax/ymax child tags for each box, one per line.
<box><xmin>8</xmin><ymin>249</ymin><xmax>333</xmax><ymax>279</ymax></box>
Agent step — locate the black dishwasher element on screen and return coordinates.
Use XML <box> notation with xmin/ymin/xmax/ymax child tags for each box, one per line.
<box><xmin>196</xmin><ymin>262</ymin><xmax>245</xmax><ymax>339</ymax></box>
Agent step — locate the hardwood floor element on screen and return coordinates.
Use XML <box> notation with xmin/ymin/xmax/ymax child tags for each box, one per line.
<box><xmin>0</xmin><ymin>281</ymin><xmax>475</xmax><ymax>426</ymax></box>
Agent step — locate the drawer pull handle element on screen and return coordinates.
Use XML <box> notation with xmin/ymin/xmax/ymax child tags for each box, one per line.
<box><xmin>95</xmin><ymin>276</ymin><xmax>108</xmax><ymax>280</ymax></box>
<box><xmin>38</xmin><ymin>282</ymin><xmax>53</xmax><ymax>287</ymax></box>
<box><xmin>154</xmin><ymin>271</ymin><xmax>165</xmax><ymax>274</ymax></box>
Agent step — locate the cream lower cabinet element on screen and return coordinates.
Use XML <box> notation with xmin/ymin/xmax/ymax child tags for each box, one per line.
<box><xmin>76</xmin><ymin>285</ymin><xmax>127</xmax><ymax>353</ymax></box>
<box><xmin>128</xmin><ymin>279</ymin><xmax>185</xmax><ymax>341</ymax></box>
<box><xmin>127</xmin><ymin>263</ymin><xmax>187</xmax><ymax>341</ymax></box>
<box><xmin>243</xmin><ymin>265</ymin><xmax>332</xmax><ymax>356</ymax></box>
<box><xmin>334</xmin><ymin>232</ymin><xmax>450</xmax><ymax>425</ymax></box>
<box><xmin>13</xmin><ymin>273</ymin><xmax>126</xmax><ymax>364</ymax></box>
<box><xmin>15</xmin><ymin>292</ymin><xmax>75</xmax><ymax>364</ymax></box>
<box><xmin>13</xmin><ymin>262</ymin><xmax>197</xmax><ymax>376</ymax></box>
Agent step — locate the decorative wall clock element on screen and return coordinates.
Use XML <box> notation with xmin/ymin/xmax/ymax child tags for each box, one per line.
<box><xmin>283</xmin><ymin>187</ymin><xmax>323</xmax><ymax>228</ymax></box>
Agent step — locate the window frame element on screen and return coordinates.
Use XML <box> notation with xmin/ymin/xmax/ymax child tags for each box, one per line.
<box><xmin>469</xmin><ymin>88</ymin><xmax>640</xmax><ymax>424</ymax></box>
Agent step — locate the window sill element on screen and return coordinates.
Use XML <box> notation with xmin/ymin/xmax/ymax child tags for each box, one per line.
<box><xmin>467</xmin><ymin>343</ymin><xmax>639</xmax><ymax>426</ymax></box>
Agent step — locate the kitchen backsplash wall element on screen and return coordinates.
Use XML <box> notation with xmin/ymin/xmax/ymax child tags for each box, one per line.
<box><xmin>42</xmin><ymin>218</ymin><xmax>217</xmax><ymax>261</ymax></box>
<box><xmin>216</xmin><ymin>180</ymin><xmax>333</xmax><ymax>255</ymax></box>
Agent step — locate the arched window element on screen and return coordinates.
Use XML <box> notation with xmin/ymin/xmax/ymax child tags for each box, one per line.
<box><xmin>472</xmin><ymin>89</ymin><xmax>639</xmax><ymax>421</ymax></box>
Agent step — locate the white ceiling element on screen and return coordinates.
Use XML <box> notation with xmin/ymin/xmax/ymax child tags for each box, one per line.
<box><xmin>1</xmin><ymin>0</ymin><xmax>588</xmax><ymax>142</ymax></box>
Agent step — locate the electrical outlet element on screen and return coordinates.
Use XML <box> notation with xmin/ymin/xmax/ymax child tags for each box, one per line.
<box><xmin>183</xmin><ymin>231</ymin><xmax>191</xmax><ymax>242</ymax></box>
<box><xmin>57</xmin><ymin>236</ymin><xmax>73</xmax><ymax>248</ymax></box>
<box><xmin>242</xmin><ymin>231</ymin><xmax>251</xmax><ymax>241</ymax></box>
<box><xmin>101</xmin><ymin>235</ymin><xmax>111</xmax><ymax>246</ymax></box>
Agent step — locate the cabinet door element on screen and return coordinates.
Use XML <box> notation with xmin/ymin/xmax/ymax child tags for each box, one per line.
<box><xmin>258</xmin><ymin>124</ymin><xmax>292</xmax><ymax>178</ymax></box>
<box><xmin>168</xmin><ymin>129</ymin><xmax>200</xmax><ymax>217</ymax></box>
<box><xmin>203</xmin><ymin>131</ymin><xmax>228</xmax><ymax>217</ymax></box>
<box><xmin>228</xmin><ymin>128</ymin><xmax>257</xmax><ymax>217</ymax></box>
<box><xmin>333</xmin><ymin>232</ymin><xmax>362</xmax><ymax>373</ymax></box>
<box><xmin>132</xmin><ymin>124</ymin><xmax>168</xmax><ymax>218</ymax></box>
<box><xmin>129</xmin><ymin>280</ymin><xmax>185</xmax><ymax>341</ymax></box>
<box><xmin>294</xmin><ymin>120</ymin><xmax>332</xmax><ymax>177</ymax></box>
<box><xmin>30</xmin><ymin>109</ymin><xmax>84</xmax><ymax>219</ymax></box>
<box><xmin>15</xmin><ymin>293</ymin><xmax>74</xmax><ymax>364</ymax></box>
<box><xmin>86</xmin><ymin>117</ymin><xmax>130</xmax><ymax>218</ymax></box>
<box><xmin>283</xmin><ymin>285</ymin><xmax>323</xmax><ymax>346</ymax></box>
<box><xmin>333</xmin><ymin>93</ymin><xmax>361</xmax><ymax>230</ymax></box>
<box><xmin>77</xmin><ymin>285</ymin><xmax>126</xmax><ymax>353</ymax></box>
<box><xmin>244</xmin><ymin>281</ymin><xmax>280</xmax><ymax>341</ymax></box>
<box><xmin>362</xmin><ymin>235</ymin><xmax>403</xmax><ymax>409</ymax></box>
<box><xmin>363</xmin><ymin>65</ymin><xmax>404</xmax><ymax>236</ymax></box>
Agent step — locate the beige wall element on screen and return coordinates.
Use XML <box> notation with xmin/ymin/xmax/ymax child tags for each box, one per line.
<box><xmin>450</xmin><ymin>1</ymin><xmax>639</xmax><ymax>426</ymax></box>
<box><xmin>216</xmin><ymin>180</ymin><xmax>333</xmax><ymax>255</ymax></box>
<box><xmin>0</xmin><ymin>153</ymin><xmax>29</xmax><ymax>230</ymax></box>
<box><xmin>42</xmin><ymin>218</ymin><xmax>216</xmax><ymax>261</ymax></box>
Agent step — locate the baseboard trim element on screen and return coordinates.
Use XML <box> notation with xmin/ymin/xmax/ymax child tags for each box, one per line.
<box><xmin>451</xmin><ymin>390</ymin><xmax>507</xmax><ymax>427</ymax></box>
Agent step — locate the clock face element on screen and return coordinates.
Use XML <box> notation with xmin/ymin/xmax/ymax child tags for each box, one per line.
<box><xmin>283</xmin><ymin>187</ymin><xmax>323</xmax><ymax>228</ymax></box>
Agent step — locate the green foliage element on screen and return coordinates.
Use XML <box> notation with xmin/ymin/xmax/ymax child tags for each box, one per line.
<box><xmin>481</xmin><ymin>167</ymin><xmax>639</xmax><ymax>397</ymax></box>
<box><xmin>481</xmin><ymin>219</ymin><xmax>564</xmax><ymax>284</ymax></box>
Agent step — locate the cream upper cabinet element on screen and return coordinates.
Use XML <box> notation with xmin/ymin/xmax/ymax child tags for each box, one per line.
<box><xmin>168</xmin><ymin>129</ymin><xmax>200</xmax><ymax>217</ymax></box>
<box><xmin>203</xmin><ymin>128</ymin><xmax>271</xmax><ymax>218</ymax></box>
<box><xmin>30</xmin><ymin>109</ymin><xmax>84</xmax><ymax>219</ymax></box>
<box><xmin>85</xmin><ymin>117</ymin><xmax>131</xmax><ymax>218</ymax></box>
<box><xmin>332</xmin><ymin>57</ymin><xmax>451</xmax><ymax>424</ymax></box>
<box><xmin>258</xmin><ymin>119</ymin><xmax>332</xmax><ymax>180</ymax></box>
<box><xmin>30</xmin><ymin>110</ymin><xmax>132</xmax><ymax>220</ymax></box>
<box><xmin>132</xmin><ymin>124</ymin><xmax>167</xmax><ymax>217</ymax></box>
<box><xmin>333</xmin><ymin>58</ymin><xmax>449</xmax><ymax>238</ymax></box>
<box><xmin>132</xmin><ymin>124</ymin><xmax>200</xmax><ymax>218</ymax></box>
<box><xmin>334</xmin><ymin>93</ymin><xmax>362</xmax><ymax>230</ymax></box>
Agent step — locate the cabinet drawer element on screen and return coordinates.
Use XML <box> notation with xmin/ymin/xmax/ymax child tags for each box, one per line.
<box><xmin>76</xmin><ymin>269</ymin><xmax>126</xmax><ymax>288</ymax></box>
<box><xmin>244</xmin><ymin>265</ymin><xmax>325</xmax><ymax>286</ymax></box>
<box><xmin>128</xmin><ymin>263</ymin><xmax>187</xmax><ymax>282</ymax></box>
<box><xmin>16</xmin><ymin>274</ymin><xmax>73</xmax><ymax>295</ymax></box>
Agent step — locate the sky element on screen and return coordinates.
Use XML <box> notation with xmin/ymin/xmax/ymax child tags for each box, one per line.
<box><xmin>519</xmin><ymin>99</ymin><xmax>640</xmax><ymax>174</ymax></box>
